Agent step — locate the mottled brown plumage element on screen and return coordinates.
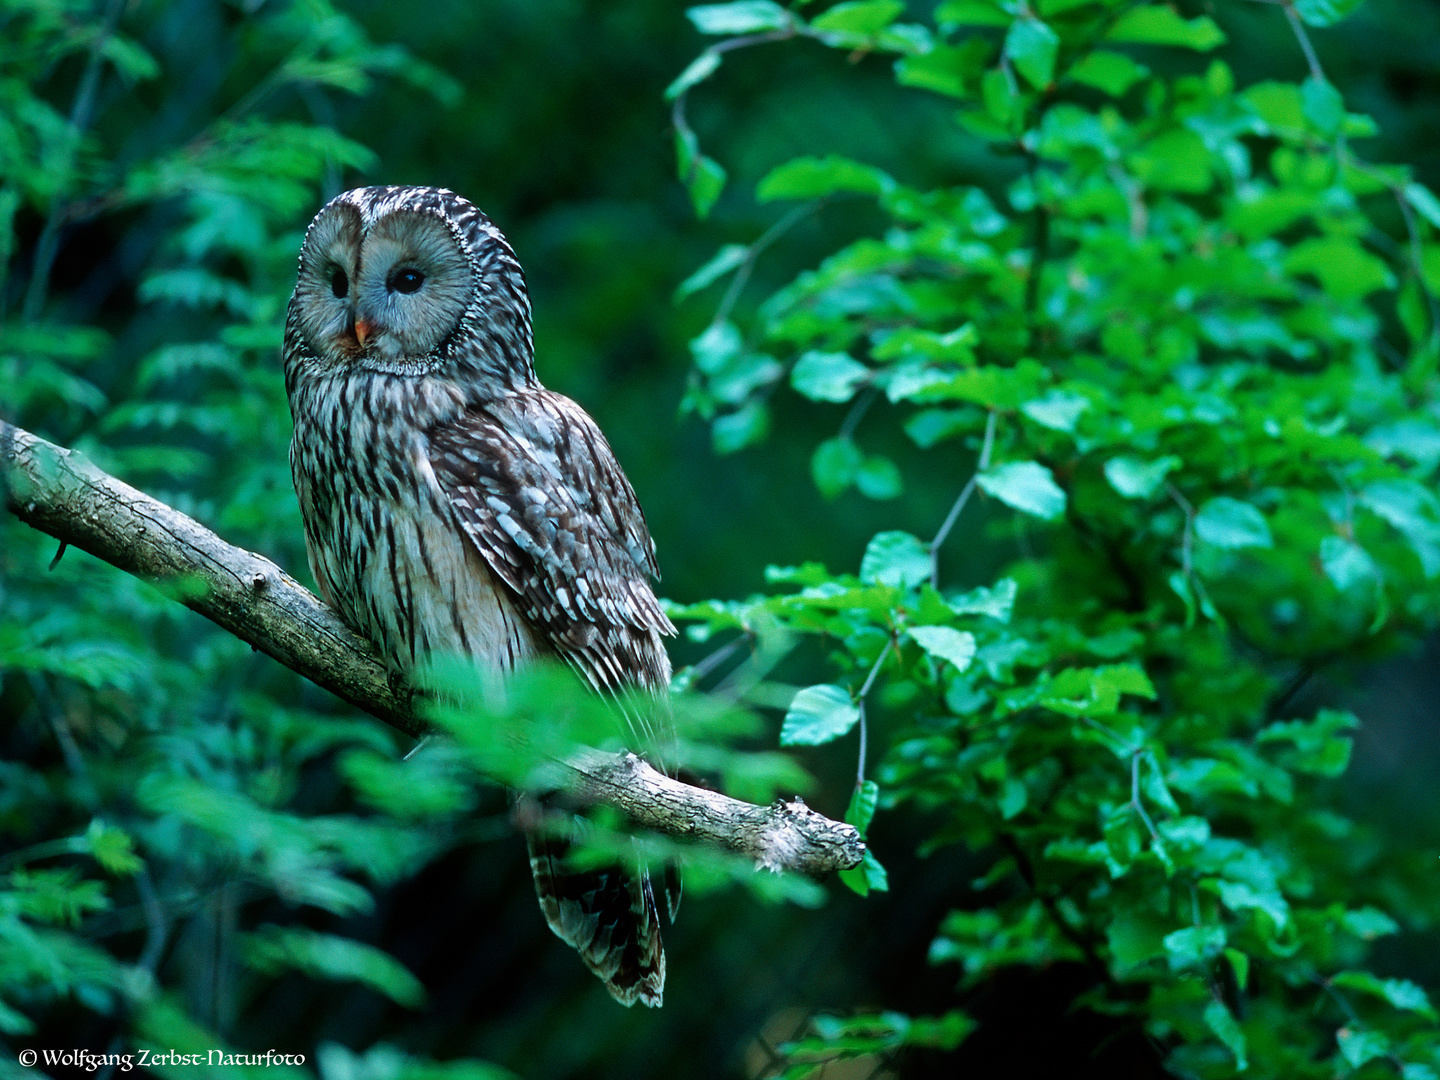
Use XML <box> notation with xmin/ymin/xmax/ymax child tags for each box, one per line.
<box><xmin>283</xmin><ymin>185</ymin><xmax>675</xmax><ymax>1007</ymax></box>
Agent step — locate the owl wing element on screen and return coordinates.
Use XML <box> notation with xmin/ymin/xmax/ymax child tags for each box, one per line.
<box><xmin>429</xmin><ymin>392</ymin><xmax>677</xmax><ymax>1008</ymax></box>
<box><xmin>425</xmin><ymin>389</ymin><xmax>675</xmax><ymax>693</ymax></box>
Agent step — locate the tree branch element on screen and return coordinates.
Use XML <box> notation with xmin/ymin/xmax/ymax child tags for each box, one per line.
<box><xmin>1</xmin><ymin>421</ymin><xmax>864</xmax><ymax>876</ymax></box>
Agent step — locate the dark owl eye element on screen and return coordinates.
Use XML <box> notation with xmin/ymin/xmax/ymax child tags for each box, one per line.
<box><xmin>329</xmin><ymin>267</ymin><xmax>348</xmax><ymax>299</ymax></box>
<box><xmin>390</xmin><ymin>268</ymin><xmax>425</xmax><ymax>294</ymax></box>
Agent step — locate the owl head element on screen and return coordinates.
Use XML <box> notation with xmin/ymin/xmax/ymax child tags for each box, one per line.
<box><xmin>287</xmin><ymin>186</ymin><xmax>534</xmax><ymax>389</ymax></box>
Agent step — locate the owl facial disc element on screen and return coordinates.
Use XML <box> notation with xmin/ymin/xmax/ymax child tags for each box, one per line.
<box><xmin>292</xmin><ymin>197</ymin><xmax>472</xmax><ymax>367</ymax></box>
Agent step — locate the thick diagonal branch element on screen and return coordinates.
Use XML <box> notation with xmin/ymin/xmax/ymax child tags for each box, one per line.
<box><xmin>1</xmin><ymin>421</ymin><xmax>864</xmax><ymax>875</ymax></box>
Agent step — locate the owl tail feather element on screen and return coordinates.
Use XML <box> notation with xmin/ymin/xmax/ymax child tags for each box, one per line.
<box><xmin>526</xmin><ymin>829</ymin><xmax>666</xmax><ymax>1008</ymax></box>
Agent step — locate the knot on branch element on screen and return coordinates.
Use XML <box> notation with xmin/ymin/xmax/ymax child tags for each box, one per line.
<box><xmin>756</xmin><ymin>796</ymin><xmax>865</xmax><ymax>875</ymax></box>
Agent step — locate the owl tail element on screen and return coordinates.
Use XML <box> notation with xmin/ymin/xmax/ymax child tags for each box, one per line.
<box><xmin>526</xmin><ymin>828</ymin><xmax>666</xmax><ymax>1007</ymax></box>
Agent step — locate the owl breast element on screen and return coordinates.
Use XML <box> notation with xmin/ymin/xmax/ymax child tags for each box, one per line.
<box><xmin>288</xmin><ymin>364</ymin><xmax>544</xmax><ymax>676</ymax></box>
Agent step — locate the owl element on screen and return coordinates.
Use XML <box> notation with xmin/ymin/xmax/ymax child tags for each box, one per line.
<box><xmin>282</xmin><ymin>185</ymin><xmax>677</xmax><ymax>1007</ymax></box>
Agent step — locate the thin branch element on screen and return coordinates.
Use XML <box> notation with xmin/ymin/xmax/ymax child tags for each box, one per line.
<box><xmin>1130</xmin><ymin>750</ymin><xmax>1161</xmax><ymax>843</ymax></box>
<box><xmin>1280</xmin><ymin>0</ymin><xmax>1326</xmax><ymax>83</ymax></box>
<box><xmin>1</xmin><ymin>421</ymin><xmax>864</xmax><ymax>876</ymax></box>
<box><xmin>688</xmin><ymin>631</ymin><xmax>754</xmax><ymax>686</ymax></box>
<box><xmin>837</xmin><ymin>385</ymin><xmax>877</xmax><ymax>441</ymax></box>
<box><xmin>930</xmin><ymin>409</ymin><xmax>998</xmax><ymax>588</ymax></box>
<box><xmin>22</xmin><ymin>0</ymin><xmax>127</xmax><ymax>322</ymax></box>
<box><xmin>1107</xmin><ymin>163</ymin><xmax>1148</xmax><ymax>241</ymax></box>
<box><xmin>1166</xmin><ymin>480</ymin><xmax>1195</xmax><ymax>579</ymax></box>
<box><xmin>1389</xmin><ymin>187</ymin><xmax>1440</xmax><ymax>347</ymax></box>
<box><xmin>135</xmin><ymin>869</ymin><xmax>170</xmax><ymax>975</ymax></box>
<box><xmin>853</xmin><ymin>642</ymin><xmax>890</xmax><ymax>786</ymax></box>
<box><xmin>711</xmin><ymin>200</ymin><xmax>821</xmax><ymax>329</ymax></box>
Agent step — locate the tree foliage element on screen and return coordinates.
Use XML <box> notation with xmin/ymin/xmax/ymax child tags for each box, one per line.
<box><xmin>668</xmin><ymin>0</ymin><xmax>1440</xmax><ymax>1075</ymax></box>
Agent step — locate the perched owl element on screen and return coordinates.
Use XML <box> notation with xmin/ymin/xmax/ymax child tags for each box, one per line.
<box><xmin>282</xmin><ymin>185</ymin><xmax>677</xmax><ymax>1007</ymax></box>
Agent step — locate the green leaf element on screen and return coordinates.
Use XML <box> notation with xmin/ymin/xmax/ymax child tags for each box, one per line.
<box><xmin>1096</xmin><ymin>663</ymin><xmax>1156</xmax><ymax>700</ymax></box>
<box><xmin>1337</xmin><ymin>1028</ymin><xmax>1391</xmax><ymax>1070</ymax></box>
<box><xmin>838</xmin><ymin>849</ymin><xmax>890</xmax><ymax>896</ymax></box>
<box><xmin>666</xmin><ymin>51</ymin><xmax>722</xmax><ymax>101</ymax></box>
<box><xmin>1107</xmin><ymin>912</ymin><xmax>1169</xmax><ymax>972</ymax></box>
<box><xmin>1360</xmin><ymin>479</ymin><xmax>1440</xmax><ymax>576</ymax></box>
<box><xmin>0</xmin><ymin>997</ymin><xmax>33</xmax><ymax>1036</ymax></box>
<box><xmin>1038</xmin><ymin>664</ymin><xmax>1152</xmax><ymax>719</ymax></box>
<box><xmin>1257</xmin><ymin>709</ymin><xmax>1357</xmax><ymax>777</ymax></box>
<box><xmin>1204</xmin><ymin>1000</ymin><xmax>1248</xmax><ymax>1071</ymax></box>
<box><xmin>713</xmin><ymin>401</ymin><xmax>770</xmax><ymax>453</ymax></box>
<box><xmin>1291</xmin><ymin>0</ymin><xmax>1366</xmax><ymax>25</ymax></box>
<box><xmin>856</xmin><ymin>454</ymin><xmax>903</xmax><ymax>500</ymax></box>
<box><xmin>243</xmin><ymin>926</ymin><xmax>426</xmax><ymax>1008</ymax></box>
<box><xmin>1104</xmin><ymin>455</ymin><xmax>1180</xmax><ymax>500</ymax></box>
<box><xmin>791</xmin><ymin>350</ymin><xmax>870</xmax><ymax>402</ymax></box>
<box><xmin>935</xmin><ymin>0</ymin><xmax>1010</xmax><ymax>28</ymax></box>
<box><xmin>813</xmin><ymin>436</ymin><xmax>864</xmax><ymax>498</ymax></box>
<box><xmin>949</xmin><ymin>578</ymin><xmax>1017</xmax><ymax>621</ymax></box>
<box><xmin>1164</xmin><ymin>924</ymin><xmax>1226</xmax><ymax>969</ymax></box>
<box><xmin>1105</xmin><ymin>7</ymin><xmax>1226</xmax><ymax>50</ymax></box>
<box><xmin>1285</xmin><ymin>235</ymin><xmax>1395</xmax><ymax>300</ymax></box>
<box><xmin>908</xmin><ymin>626</ymin><xmax>977</xmax><ymax>673</ymax></box>
<box><xmin>872</xmin><ymin>323</ymin><xmax>979</xmax><ymax>363</ymax></box>
<box><xmin>1130</xmin><ymin>128</ymin><xmax>1212</xmax><ymax>193</ymax></box>
<box><xmin>895</xmin><ymin>42</ymin><xmax>992</xmax><ymax>98</ymax></box>
<box><xmin>1195</xmin><ymin>496</ymin><xmax>1273</xmax><ymax>549</ymax></box>
<box><xmin>1367</xmin><ymin>418</ymin><xmax>1440</xmax><ymax>469</ymax></box>
<box><xmin>1021</xmin><ymin>391</ymin><xmax>1088</xmax><ymax>432</ymax></box>
<box><xmin>690</xmin><ymin>320</ymin><xmax>743</xmax><ymax>373</ymax></box>
<box><xmin>1342</xmin><ymin>908</ymin><xmax>1400</xmax><ymax>940</ymax></box>
<box><xmin>1332</xmin><ymin>972</ymin><xmax>1439</xmax><ymax>1020</ymax></box>
<box><xmin>997</xmin><ymin>776</ymin><xmax>1027</xmax><ymax>819</ymax></box>
<box><xmin>1067</xmin><ymin>50</ymin><xmax>1149</xmax><ymax>96</ymax></box>
<box><xmin>85</xmin><ymin>821</ymin><xmax>143</xmax><ymax>876</ymax></box>
<box><xmin>781</xmin><ymin>684</ymin><xmax>861</xmax><ymax>746</ymax></box>
<box><xmin>845</xmin><ymin>780</ymin><xmax>880</xmax><ymax>836</ymax></box>
<box><xmin>976</xmin><ymin>461</ymin><xmax>1067</xmax><ymax>520</ymax></box>
<box><xmin>1225</xmin><ymin>948</ymin><xmax>1250</xmax><ymax>992</ymax></box>
<box><xmin>811</xmin><ymin>0</ymin><xmax>905</xmax><ymax>34</ymax></box>
<box><xmin>1320</xmin><ymin>536</ymin><xmax>1377</xmax><ymax>592</ymax></box>
<box><xmin>861</xmin><ymin>531</ymin><xmax>931</xmax><ymax>590</ymax></box>
<box><xmin>859</xmin><ymin>849</ymin><xmax>889</xmax><ymax>892</ymax></box>
<box><xmin>757</xmin><ymin>154</ymin><xmax>895</xmax><ymax>201</ymax></box>
<box><xmin>675</xmin><ymin>129</ymin><xmax>727</xmax><ymax>218</ymax></box>
<box><xmin>687</xmin><ymin>1</ymin><xmax>791</xmax><ymax>34</ymax></box>
<box><xmin>904</xmin><ymin>408</ymin><xmax>971</xmax><ymax>448</ymax></box>
<box><xmin>676</xmin><ymin>244</ymin><xmax>749</xmax><ymax>302</ymax></box>
<box><xmin>1004</xmin><ymin>17</ymin><xmax>1060</xmax><ymax>90</ymax></box>
<box><xmin>1301</xmin><ymin>76</ymin><xmax>1344</xmax><ymax>135</ymax></box>
<box><xmin>1405</xmin><ymin>182</ymin><xmax>1440</xmax><ymax>229</ymax></box>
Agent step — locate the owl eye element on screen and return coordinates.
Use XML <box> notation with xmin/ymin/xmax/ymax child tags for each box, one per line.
<box><xmin>390</xmin><ymin>268</ymin><xmax>425</xmax><ymax>294</ymax></box>
<box><xmin>329</xmin><ymin>267</ymin><xmax>348</xmax><ymax>299</ymax></box>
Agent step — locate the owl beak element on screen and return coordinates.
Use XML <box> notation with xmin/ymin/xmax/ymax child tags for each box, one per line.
<box><xmin>353</xmin><ymin>319</ymin><xmax>373</xmax><ymax>348</ymax></box>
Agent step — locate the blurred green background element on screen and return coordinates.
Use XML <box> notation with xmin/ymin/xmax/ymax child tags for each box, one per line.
<box><xmin>4</xmin><ymin>0</ymin><xmax>1440</xmax><ymax>1076</ymax></box>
